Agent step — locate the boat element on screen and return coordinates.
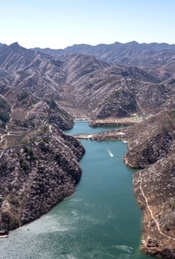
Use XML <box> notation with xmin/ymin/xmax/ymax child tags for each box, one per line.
<box><xmin>0</xmin><ymin>229</ymin><xmax>9</xmax><ymax>238</ymax></box>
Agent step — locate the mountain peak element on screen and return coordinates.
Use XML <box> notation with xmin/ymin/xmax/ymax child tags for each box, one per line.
<box><xmin>9</xmin><ymin>42</ymin><xmax>20</xmax><ymax>47</ymax></box>
<box><xmin>126</xmin><ymin>41</ymin><xmax>139</xmax><ymax>46</ymax></box>
<box><xmin>9</xmin><ymin>42</ymin><xmax>26</xmax><ymax>52</ymax></box>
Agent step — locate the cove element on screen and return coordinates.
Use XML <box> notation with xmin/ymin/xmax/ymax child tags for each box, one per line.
<box><xmin>0</xmin><ymin>121</ymin><xmax>153</xmax><ymax>259</ymax></box>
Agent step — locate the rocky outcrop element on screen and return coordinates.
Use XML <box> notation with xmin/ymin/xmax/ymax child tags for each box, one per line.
<box><xmin>89</xmin><ymin>117</ymin><xmax>135</xmax><ymax>127</ymax></box>
<box><xmin>8</xmin><ymin>95</ymin><xmax>74</xmax><ymax>132</ymax></box>
<box><xmin>0</xmin><ymin>125</ymin><xmax>85</xmax><ymax>230</ymax></box>
<box><xmin>133</xmin><ymin>150</ymin><xmax>175</xmax><ymax>258</ymax></box>
<box><xmin>123</xmin><ymin>111</ymin><xmax>175</xmax><ymax>168</ymax></box>
<box><xmin>123</xmin><ymin>111</ymin><xmax>175</xmax><ymax>258</ymax></box>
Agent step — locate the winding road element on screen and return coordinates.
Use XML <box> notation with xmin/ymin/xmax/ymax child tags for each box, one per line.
<box><xmin>138</xmin><ymin>172</ymin><xmax>175</xmax><ymax>244</ymax></box>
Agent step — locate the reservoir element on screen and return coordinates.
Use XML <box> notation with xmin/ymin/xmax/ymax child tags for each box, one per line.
<box><xmin>0</xmin><ymin>121</ymin><xmax>152</xmax><ymax>259</ymax></box>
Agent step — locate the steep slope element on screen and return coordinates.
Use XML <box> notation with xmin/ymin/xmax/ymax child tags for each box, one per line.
<box><xmin>122</xmin><ymin>111</ymin><xmax>175</xmax><ymax>258</ymax></box>
<box><xmin>8</xmin><ymin>92</ymin><xmax>73</xmax><ymax>132</ymax></box>
<box><xmin>123</xmin><ymin>111</ymin><xmax>175</xmax><ymax>168</ymax></box>
<box><xmin>80</xmin><ymin>110</ymin><xmax>175</xmax><ymax>258</ymax></box>
<box><xmin>0</xmin><ymin>43</ymin><xmax>86</xmax><ymax>231</ymax></box>
<box><xmin>59</xmin><ymin>55</ymin><xmax>171</xmax><ymax>119</ymax></box>
<box><xmin>36</xmin><ymin>41</ymin><xmax>175</xmax><ymax>86</ymax></box>
<box><xmin>1</xmin><ymin>42</ymin><xmax>175</xmax><ymax>121</ymax></box>
<box><xmin>0</xmin><ymin>125</ymin><xmax>85</xmax><ymax>230</ymax></box>
<box><xmin>133</xmin><ymin>149</ymin><xmax>175</xmax><ymax>258</ymax></box>
<box><xmin>0</xmin><ymin>95</ymin><xmax>10</xmax><ymax>131</ymax></box>
<box><xmin>0</xmin><ymin>42</ymin><xmax>65</xmax><ymax>100</ymax></box>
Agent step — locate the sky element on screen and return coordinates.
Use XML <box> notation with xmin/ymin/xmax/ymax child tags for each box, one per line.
<box><xmin>0</xmin><ymin>0</ymin><xmax>175</xmax><ymax>49</ymax></box>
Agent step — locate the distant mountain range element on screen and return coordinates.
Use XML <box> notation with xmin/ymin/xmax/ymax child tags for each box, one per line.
<box><xmin>0</xmin><ymin>41</ymin><xmax>175</xmax><ymax>123</ymax></box>
<box><xmin>34</xmin><ymin>41</ymin><xmax>175</xmax><ymax>67</ymax></box>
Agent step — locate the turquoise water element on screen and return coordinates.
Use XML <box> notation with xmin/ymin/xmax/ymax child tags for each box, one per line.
<box><xmin>0</xmin><ymin>121</ymin><xmax>152</xmax><ymax>259</ymax></box>
<box><xmin>65</xmin><ymin>121</ymin><xmax>118</xmax><ymax>135</ymax></box>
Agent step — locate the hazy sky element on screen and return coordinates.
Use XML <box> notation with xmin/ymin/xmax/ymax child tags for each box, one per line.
<box><xmin>1</xmin><ymin>0</ymin><xmax>175</xmax><ymax>49</ymax></box>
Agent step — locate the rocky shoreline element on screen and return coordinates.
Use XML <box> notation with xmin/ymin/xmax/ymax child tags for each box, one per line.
<box><xmin>89</xmin><ymin>117</ymin><xmax>136</xmax><ymax>127</ymax></box>
<box><xmin>0</xmin><ymin>125</ymin><xmax>85</xmax><ymax>230</ymax></box>
<box><xmin>76</xmin><ymin>111</ymin><xmax>175</xmax><ymax>259</ymax></box>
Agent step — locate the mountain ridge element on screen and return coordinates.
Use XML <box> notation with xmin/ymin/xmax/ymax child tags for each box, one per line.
<box><xmin>33</xmin><ymin>41</ymin><xmax>175</xmax><ymax>67</ymax></box>
<box><xmin>0</xmin><ymin>41</ymin><xmax>175</xmax><ymax>259</ymax></box>
<box><xmin>1</xmin><ymin>42</ymin><xmax>175</xmax><ymax>121</ymax></box>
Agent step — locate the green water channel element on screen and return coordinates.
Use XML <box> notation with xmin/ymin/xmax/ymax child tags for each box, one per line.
<box><xmin>0</xmin><ymin>121</ymin><xmax>153</xmax><ymax>259</ymax></box>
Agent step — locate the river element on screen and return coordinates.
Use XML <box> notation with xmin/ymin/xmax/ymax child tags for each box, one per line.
<box><xmin>0</xmin><ymin>121</ymin><xmax>152</xmax><ymax>259</ymax></box>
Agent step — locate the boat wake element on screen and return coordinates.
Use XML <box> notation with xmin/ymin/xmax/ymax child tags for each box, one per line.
<box><xmin>107</xmin><ymin>148</ymin><xmax>114</xmax><ymax>157</ymax></box>
<box><xmin>115</xmin><ymin>245</ymin><xmax>133</xmax><ymax>253</ymax></box>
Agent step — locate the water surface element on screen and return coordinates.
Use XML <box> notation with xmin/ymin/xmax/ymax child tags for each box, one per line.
<box><xmin>0</xmin><ymin>121</ymin><xmax>152</xmax><ymax>259</ymax></box>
